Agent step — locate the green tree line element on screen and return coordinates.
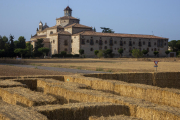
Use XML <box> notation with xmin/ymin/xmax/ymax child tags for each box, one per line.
<box><xmin>0</xmin><ymin>35</ymin><xmax>49</xmax><ymax>58</ymax></box>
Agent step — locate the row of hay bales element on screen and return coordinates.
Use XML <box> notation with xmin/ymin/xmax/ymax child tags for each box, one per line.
<box><xmin>64</xmin><ymin>74</ymin><xmax>180</xmax><ymax>108</ymax></box>
<box><xmin>84</xmin><ymin>72</ymin><xmax>180</xmax><ymax>89</ymax></box>
<box><xmin>32</xmin><ymin>102</ymin><xmax>128</xmax><ymax>120</ymax></box>
<box><xmin>39</xmin><ymin>78</ymin><xmax>180</xmax><ymax>120</ymax></box>
<box><xmin>0</xmin><ymin>86</ymin><xmax>58</xmax><ymax>107</ymax></box>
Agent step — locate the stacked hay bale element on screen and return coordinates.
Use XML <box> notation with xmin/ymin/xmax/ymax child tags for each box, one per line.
<box><xmin>0</xmin><ymin>100</ymin><xmax>48</xmax><ymax>120</ymax></box>
<box><xmin>89</xmin><ymin>115</ymin><xmax>143</xmax><ymax>120</ymax></box>
<box><xmin>32</xmin><ymin>102</ymin><xmax>128</xmax><ymax>120</ymax></box>
<box><xmin>0</xmin><ymin>87</ymin><xmax>58</xmax><ymax>107</ymax></box>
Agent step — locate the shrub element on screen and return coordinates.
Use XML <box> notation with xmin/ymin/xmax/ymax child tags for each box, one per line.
<box><xmin>97</xmin><ymin>50</ymin><xmax>104</xmax><ymax>58</ymax></box>
<box><xmin>142</xmin><ymin>50</ymin><xmax>148</xmax><ymax>56</ymax></box>
<box><xmin>94</xmin><ymin>50</ymin><xmax>99</xmax><ymax>56</ymax></box>
<box><xmin>118</xmin><ymin>49</ymin><xmax>123</xmax><ymax>57</ymax></box>
<box><xmin>104</xmin><ymin>49</ymin><xmax>113</xmax><ymax>58</ymax></box>
<box><xmin>154</xmin><ymin>51</ymin><xmax>159</xmax><ymax>56</ymax></box>
<box><xmin>61</xmin><ymin>51</ymin><xmax>67</xmax><ymax>57</ymax></box>
<box><xmin>132</xmin><ymin>49</ymin><xmax>143</xmax><ymax>58</ymax></box>
<box><xmin>79</xmin><ymin>49</ymin><xmax>84</xmax><ymax>55</ymax></box>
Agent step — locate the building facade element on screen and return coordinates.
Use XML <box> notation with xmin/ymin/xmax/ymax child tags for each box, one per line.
<box><xmin>30</xmin><ymin>6</ymin><xmax>168</xmax><ymax>57</ymax></box>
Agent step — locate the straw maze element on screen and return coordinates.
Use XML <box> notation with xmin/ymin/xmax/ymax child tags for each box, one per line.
<box><xmin>0</xmin><ymin>72</ymin><xmax>180</xmax><ymax>120</ymax></box>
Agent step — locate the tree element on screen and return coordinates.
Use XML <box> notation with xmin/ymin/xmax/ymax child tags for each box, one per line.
<box><xmin>9</xmin><ymin>34</ymin><xmax>15</xmax><ymax>57</ymax></box>
<box><xmin>15</xmin><ymin>36</ymin><xmax>26</xmax><ymax>49</ymax></box>
<box><xmin>142</xmin><ymin>50</ymin><xmax>148</xmax><ymax>56</ymax></box>
<box><xmin>38</xmin><ymin>47</ymin><xmax>50</xmax><ymax>57</ymax></box>
<box><xmin>26</xmin><ymin>43</ymin><xmax>33</xmax><ymax>57</ymax></box>
<box><xmin>118</xmin><ymin>49</ymin><xmax>123</xmax><ymax>57</ymax></box>
<box><xmin>154</xmin><ymin>51</ymin><xmax>159</xmax><ymax>57</ymax></box>
<box><xmin>60</xmin><ymin>51</ymin><xmax>67</xmax><ymax>58</ymax></box>
<box><xmin>0</xmin><ymin>49</ymin><xmax>5</xmax><ymax>58</ymax></box>
<box><xmin>93</xmin><ymin>27</ymin><xmax>96</xmax><ymax>32</ymax></box>
<box><xmin>168</xmin><ymin>40</ymin><xmax>177</xmax><ymax>52</ymax></box>
<box><xmin>14</xmin><ymin>48</ymin><xmax>27</xmax><ymax>58</ymax></box>
<box><xmin>104</xmin><ymin>49</ymin><xmax>113</xmax><ymax>58</ymax></box>
<box><xmin>94</xmin><ymin>50</ymin><xmax>99</xmax><ymax>57</ymax></box>
<box><xmin>100</xmin><ymin>27</ymin><xmax>114</xmax><ymax>33</ymax></box>
<box><xmin>2</xmin><ymin>36</ymin><xmax>8</xmax><ymax>43</ymax></box>
<box><xmin>97</xmin><ymin>50</ymin><xmax>103</xmax><ymax>58</ymax></box>
<box><xmin>79</xmin><ymin>49</ymin><xmax>84</xmax><ymax>57</ymax></box>
<box><xmin>165</xmin><ymin>50</ymin><xmax>170</xmax><ymax>57</ymax></box>
<box><xmin>132</xmin><ymin>49</ymin><xmax>143</xmax><ymax>58</ymax></box>
<box><xmin>34</xmin><ymin>39</ymin><xmax>44</xmax><ymax>57</ymax></box>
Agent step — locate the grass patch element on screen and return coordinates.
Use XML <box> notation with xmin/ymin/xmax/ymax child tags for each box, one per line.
<box><xmin>107</xmin><ymin>69</ymin><xmax>113</xmax><ymax>72</ymax></box>
<box><xmin>96</xmin><ymin>67</ymin><xmax>103</xmax><ymax>71</ymax></box>
<box><xmin>77</xmin><ymin>66</ymin><xmax>82</xmax><ymax>70</ymax></box>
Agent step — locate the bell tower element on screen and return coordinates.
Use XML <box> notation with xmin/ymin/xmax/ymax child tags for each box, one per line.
<box><xmin>64</xmin><ymin>6</ymin><xmax>72</xmax><ymax>16</ymax></box>
<box><xmin>39</xmin><ymin>21</ymin><xmax>43</xmax><ymax>31</ymax></box>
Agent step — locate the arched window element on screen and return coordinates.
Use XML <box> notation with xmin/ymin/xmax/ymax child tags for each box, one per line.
<box><xmin>99</xmin><ymin>40</ymin><xmax>103</xmax><ymax>45</ymax></box>
<box><xmin>104</xmin><ymin>46</ymin><xmax>107</xmax><ymax>49</ymax></box>
<box><xmin>50</xmin><ymin>31</ymin><xmax>53</xmax><ymax>34</ymax></box>
<box><xmin>90</xmin><ymin>48</ymin><xmax>93</xmax><ymax>51</ymax></box>
<box><xmin>105</xmin><ymin>41</ymin><xmax>107</xmax><ymax>44</ymax></box>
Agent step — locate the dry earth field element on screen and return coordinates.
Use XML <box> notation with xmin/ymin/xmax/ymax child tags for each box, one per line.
<box><xmin>0</xmin><ymin>64</ymin><xmax>74</xmax><ymax>76</ymax></box>
<box><xmin>1</xmin><ymin>58</ymin><xmax>180</xmax><ymax>73</ymax></box>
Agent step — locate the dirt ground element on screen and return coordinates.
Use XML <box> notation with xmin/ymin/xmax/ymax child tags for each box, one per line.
<box><xmin>0</xmin><ymin>58</ymin><xmax>180</xmax><ymax>74</ymax></box>
<box><xmin>26</xmin><ymin>58</ymin><xmax>180</xmax><ymax>73</ymax></box>
<box><xmin>0</xmin><ymin>64</ymin><xmax>74</xmax><ymax>76</ymax></box>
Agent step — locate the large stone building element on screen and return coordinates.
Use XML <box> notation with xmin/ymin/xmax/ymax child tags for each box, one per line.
<box><xmin>30</xmin><ymin>6</ymin><xmax>168</xmax><ymax>57</ymax></box>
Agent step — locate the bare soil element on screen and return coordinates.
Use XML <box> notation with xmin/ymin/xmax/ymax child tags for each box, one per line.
<box><xmin>0</xmin><ymin>65</ymin><xmax>74</xmax><ymax>76</ymax></box>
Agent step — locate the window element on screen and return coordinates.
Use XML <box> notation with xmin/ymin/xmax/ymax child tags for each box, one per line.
<box><xmin>139</xmin><ymin>48</ymin><xmax>141</xmax><ymax>51</ymax></box>
<box><xmin>81</xmin><ymin>39</ymin><xmax>85</xmax><ymax>45</ymax></box>
<box><xmin>120</xmin><ymin>41</ymin><xmax>123</xmax><ymax>46</ymax></box>
<box><xmin>74</xmin><ymin>36</ymin><xmax>76</xmax><ymax>38</ymax></box>
<box><xmin>104</xmin><ymin>46</ymin><xmax>107</xmax><ymax>49</ymax></box>
<box><xmin>50</xmin><ymin>31</ymin><xmax>53</xmax><ymax>34</ymax></box>
<box><xmin>164</xmin><ymin>43</ymin><xmax>166</xmax><ymax>46</ymax></box>
<box><xmin>64</xmin><ymin>40</ymin><xmax>68</xmax><ymax>46</ymax></box>
<box><xmin>133</xmin><ymin>42</ymin><xmax>135</xmax><ymax>45</ymax></box>
<box><xmin>71</xmin><ymin>40</ymin><xmax>73</xmax><ymax>43</ymax></box>
<box><xmin>124</xmin><ymin>41</ymin><xmax>126</xmax><ymax>44</ymax></box>
<box><xmin>96</xmin><ymin>40</ymin><xmax>98</xmax><ymax>43</ymax></box>
<box><xmin>53</xmin><ymin>40</ymin><xmax>55</xmax><ymax>43</ymax></box>
<box><xmin>139</xmin><ymin>42</ymin><xmax>142</xmax><ymax>46</ymax></box>
<box><xmin>105</xmin><ymin>40</ymin><xmax>107</xmax><ymax>44</ymax></box>
<box><xmin>124</xmin><ymin>48</ymin><xmax>126</xmax><ymax>50</ymax></box>
<box><xmin>90</xmin><ymin>48</ymin><xmax>93</xmax><ymax>51</ymax></box>
<box><xmin>65</xmin><ymin>48</ymin><xmax>67</xmax><ymax>51</ymax></box>
<box><xmin>114</xmin><ymin>41</ymin><xmax>117</xmax><ymax>44</ymax></box>
<box><xmin>143</xmin><ymin>41</ymin><xmax>145</xmax><ymax>45</ymax></box>
<box><xmin>87</xmin><ymin>40</ymin><xmax>89</xmax><ymax>43</ymax></box>
<box><xmin>129</xmin><ymin>41</ymin><xmax>132</xmax><ymax>46</ymax></box>
<box><xmin>148</xmin><ymin>42</ymin><xmax>151</xmax><ymax>47</ymax></box>
<box><xmin>109</xmin><ymin>38</ymin><xmax>113</xmax><ymax>46</ymax></box>
<box><xmin>129</xmin><ymin>48</ymin><xmax>132</xmax><ymax>52</ymax></box>
<box><xmin>152</xmin><ymin>49</ymin><xmax>153</xmax><ymax>51</ymax></box>
<box><xmin>90</xmin><ymin>39</ymin><xmax>94</xmax><ymax>45</ymax></box>
<box><xmin>114</xmin><ymin>48</ymin><xmax>116</xmax><ymax>50</ymax></box>
<box><xmin>154</xmin><ymin>42</ymin><xmax>156</xmax><ymax>45</ymax></box>
<box><xmin>146</xmin><ymin>48</ymin><xmax>149</xmax><ymax>52</ymax></box>
<box><xmin>154</xmin><ymin>48</ymin><xmax>156</xmax><ymax>51</ymax></box>
<box><xmin>99</xmin><ymin>40</ymin><xmax>103</xmax><ymax>45</ymax></box>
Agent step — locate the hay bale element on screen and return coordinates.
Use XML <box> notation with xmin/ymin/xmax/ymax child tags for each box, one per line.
<box><xmin>0</xmin><ymin>100</ymin><xmax>48</xmax><ymax>120</ymax></box>
<box><xmin>89</xmin><ymin>115</ymin><xmax>143</xmax><ymax>120</ymax></box>
<box><xmin>0</xmin><ymin>87</ymin><xmax>58</xmax><ymax>107</ymax></box>
<box><xmin>32</xmin><ymin>102</ymin><xmax>128</xmax><ymax>120</ymax></box>
<box><xmin>0</xmin><ymin>80</ymin><xmax>27</xmax><ymax>88</ymax></box>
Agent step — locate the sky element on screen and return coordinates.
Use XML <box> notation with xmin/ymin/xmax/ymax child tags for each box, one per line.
<box><xmin>0</xmin><ymin>0</ymin><xmax>180</xmax><ymax>42</ymax></box>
